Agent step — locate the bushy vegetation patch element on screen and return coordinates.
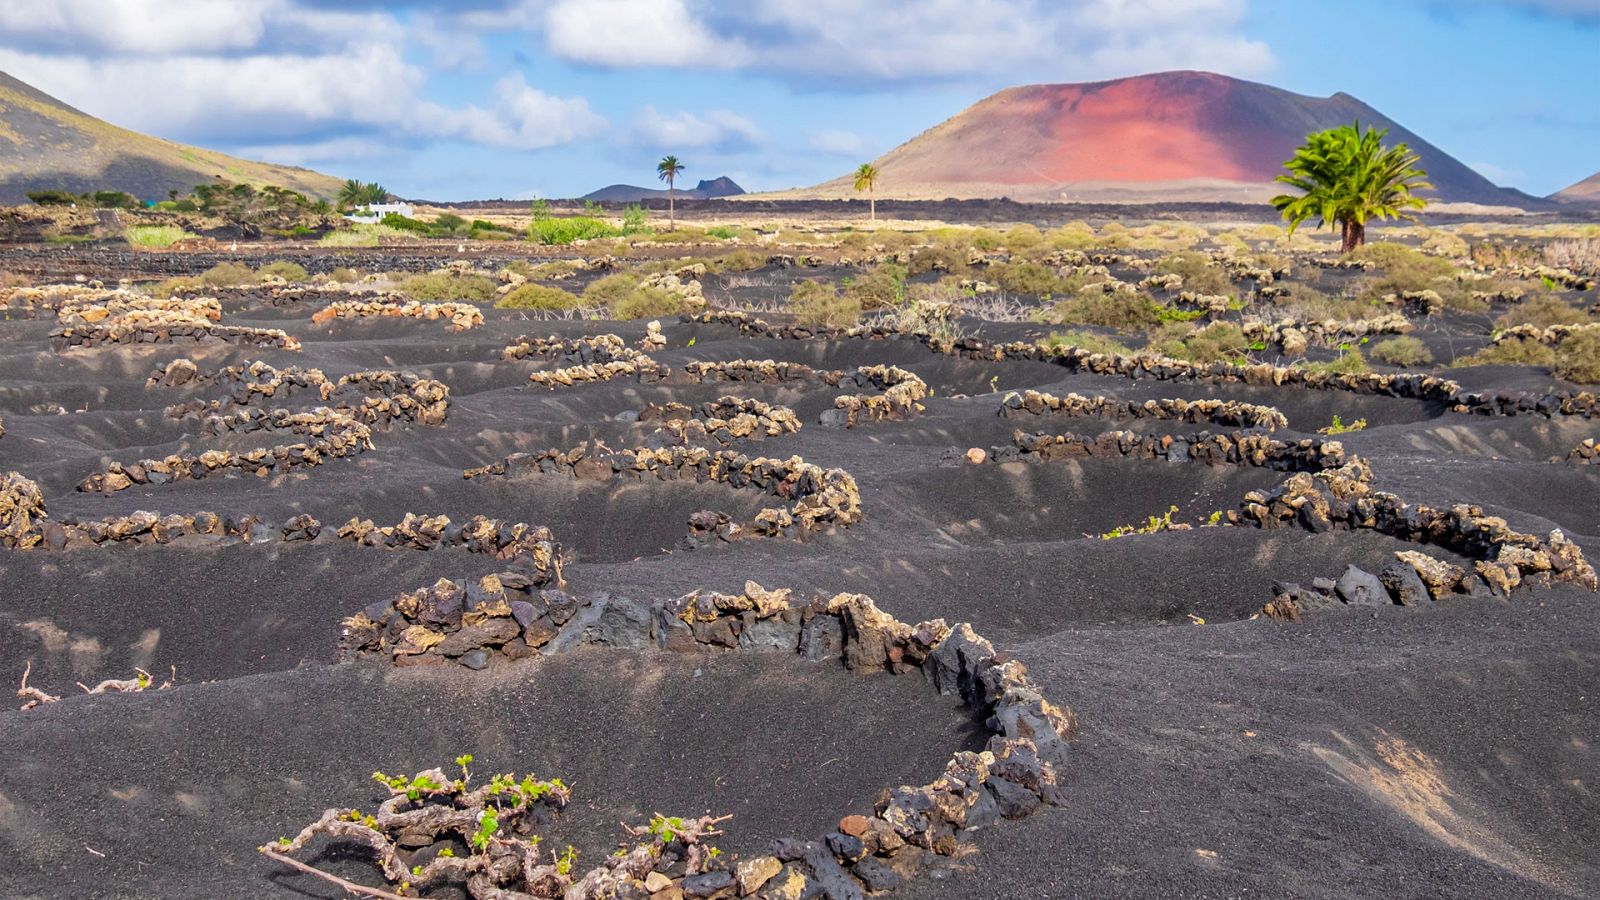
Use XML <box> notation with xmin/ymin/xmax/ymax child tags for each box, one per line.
<box><xmin>789</xmin><ymin>280</ymin><xmax>861</xmax><ymax>326</ymax></box>
<box><xmin>1370</xmin><ymin>335</ymin><xmax>1434</xmax><ymax>367</ymax></box>
<box><xmin>613</xmin><ymin>285</ymin><xmax>687</xmax><ymax>319</ymax></box>
<box><xmin>1494</xmin><ymin>296</ymin><xmax>1593</xmax><ymax>330</ymax></box>
<box><xmin>582</xmin><ymin>273</ymin><xmax>642</xmax><ymax>308</ymax></box>
<box><xmin>1455</xmin><ymin>340</ymin><xmax>1558</xmax><ymax>369</ymax></box>
<box><xmin>991</xmin><ymin>261</ymin><xmax>1082</xmax><ymax>298</ymax></box>
<box><xmin>399</xmin><ymin>272</ymin><xmax>499</xmax><ymax>303</ymax></box>
<box><xmin>257</xmin><ymin>261</ymin><xmax>310</xmax><ymax>283</ymax></box>
<box><xmin>1151</xmin><ymin>321</ymin><xmax>1250</xmax><ymax>363</ymax></box>
<box><xmin>495</xmin><ymin>284</ymin><xmax>581</xmax><ymax>311</ymax></box>
<box><xmin>1041</xmin><ymin>329</ymin><xmax>1134</xmax><ymax>356</ymax></box>
<box><xmin>1556</xmin><ymin>330</ymin><xmax>1600</xmax><ymax>384</ymax></box>
<box><xmin>530</xmin><ymin>216</ymin><xmax>620</xmax><ymax>245</ymax></box>
<box><xmin>124</xmin><ymin>225</ymin><xmax>198</xmax><ymax>248</ymax></box>
<box><xmin>1041</xmin><ymin>290</ymin><xmax>1161</xmax><ymax>332</ymax></box>
<box><xmin>843</xmin><ymin>264</ymin><xmax>907</xmax><ymax>309</ymax></box>
<box><xmin>1154</xmin><ymin>252</ymin><xmax>1234</xmax><ymax>297</ymax></box>
<box><xmin>1303</xmin><ymin>347</ymin><xmax>1371</xmax><ymax>375</ymax></box>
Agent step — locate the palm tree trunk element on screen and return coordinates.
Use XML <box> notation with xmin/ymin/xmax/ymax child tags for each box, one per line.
<box><xmin>668</xmin><ymin>183</ymin><xmax>675</xmax><ymax>230</ymax></box>
<box><xmin>869</xmin><ymin>192</ymin><xmax>876</xmax><ymax>224</ymax></box>
<box><xmin>1339</xmin><ymin>219</ymin><xmax>1365</xmax><ymax>253</ymax></box>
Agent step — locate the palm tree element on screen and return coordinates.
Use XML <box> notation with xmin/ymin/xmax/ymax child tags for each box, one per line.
<box><xmin>337</xmin><ymin>179</ymin><xmax>389</xmax><ymax>211</ymax></box>
<box><xmin>1272</xmin><ymin>122</ymin><xmax>1431</xmax><ymax>252</ymax></box>
<box><xmin>853</xmin><ymin>163</ymin><xmax>880</xmax><ymax>223</ymax></box>
<box><xmin>657</xmin><ymin>156</ymin><xmax>684</xmax><ymax>229</ymax></box>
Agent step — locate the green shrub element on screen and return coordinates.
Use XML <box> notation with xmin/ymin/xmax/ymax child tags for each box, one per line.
<box><xmin>705</xmin><ymin>250</ymin><xmax>768</xmax><ymax>274</ymax></box>
<box><xmin>495</xmin><ymin>284</ymin><xmax>581</xmax><ymax>311</ymax></box>
<box><xmin>621</xmin><ymin>204</ymin><xmax>650</xmax><ymax>235</ymax></box>
<box><xmin>1494</xmin><ymin>296</ymin><xmax>1592</xmax><ymax>330</ymax></box>
<box><xmin>530</xmin><ymin>216</ymin><xmax>620</xmax><ymax>245</ymax></box>
<box><xmin>844</xmin><ymin>264</ymin><xmax>907</xmax><ymax>309</ymax></box>
<box><xmin>432</xmin><ymin>213</ymin><xmax>468</xmax><ymax>235</ymax></box>
<box><xmin>1370</xmin><ymin>335</ymin><xmax>1433</xmax><ymax>366</ymax></box>
<box><xmin>1454</xmin><ymin>340</ymin><xmax>1557</xmax><ymax>369</ymax></box>
<box><xmin>91</xmin><ymin>190</ymin><xmax>141</xmax><ymax>209</ymax></box>
<box><xmin>380</xmin><ymin>212</ymin><xmax>432</xmax><ymax>233</ymax></box>
<box><xmin>908</xmin><ymin>243</ymin><xmax>971</xmax><ymax>276</ymax></box>
<box><xmin>1002</xmin><ymin>224</ymin><xmax>1046</xmax><ymax>251</ymax></box>
<box><xmin>1042</xmin><ymin>289</ymin><xmax>1160</xmax><ymax>332</ymax></box>
<box><xmin>320</xmin><ymin>224</ymin><xmax>406</xmax><ymax>247</ymax></box>
<box><xmin>1040</xmin><ymin>330</ymin><xmax>1133</xmax><ymax>356</ymax></box>
<box><xmin>991</xmin><ymin>261</ymin><xmax>1078</xmax><ymax>298</ymax></box>
<box><xmin>1556</xmin><ymin>330</ymin><xmax>1600</xmax><ymax>384</ymax></box>
<box><xmin>124</xmin><ymin>225</ymin><xmax>198</xmax><ymax>248</ymax></box>
<box><xmin>1151</xmin><ymin>322</ymin><xmax>1249</xmax><ymax>363</ymax></box>
<box><xmin>613</xmin><ymin>285</ymin><xmax>686</xmax><ymax>320</ymax></box>
<box><xmin>399</xmin><ymin>272</ymin><xmax>498</xmax><ymax>302</ymax></box>
<box><xmin>1272</xmin><ymin>283</ymin><xmax>1378</xmax><ymax>322</ymax></box>
<box><xmin>1305</xmin><ymin>348</ymin><xmax>1371</xmax><ymax>375</ymax></box>
<box><xmin>26</xmin><ymin>189</ymin><xmax>81</xmax><ymax>206</ymax></box>
<box><xmin>1154</xmin><ymin>252</ymin><xmax>1234</xmax><ymax>297</ymax></box>
<box><xmin>199</xmin><ymin>262</ymin><xmax>258</xmax><ymax>287</ymax></box>
<box><xmin>705</xmin><ymin>226</ymin><xmax>737</xmax><ymax>240</ymax></box>
<box><xmin>583</xmin><ymin>273</ymin><xmax>642</xmax><ymax>308</ymax></box>
<box><xmin>257</xmin><ymin>261</ymin><xmax>309</xmax><ymax>283</ymax></box>
<box><xmin>789</xmin><ymin>280</ymin><xmax>861</xmax><ymax>327</ymax></box>
<box><xmin>328</xmin><ymin>267</ymin><xmax>362</xmax><ymax>283</ymax></box>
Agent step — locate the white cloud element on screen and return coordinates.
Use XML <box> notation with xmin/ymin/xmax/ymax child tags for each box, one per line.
<box><xmin>0</xmin><ymin>2</ymin><xmax>601</xmax><ymax>155</ymax></box>
<box><xmin>807</xmin><ymin>129</ymin><xmax>870</xmax><ymax>157</ymax></box>
<box><xmin>544</xmin><ymin>0</ymin><xmax>749</xmax><ymax>67</ymax></box>
<box><xmin>632</xmin><ymin>107</ymin><xmax>764</xmax><ymax>149</ymax></box>
<box><xmin>519</xmin><ymin>0</ymin><xmax>1273</xmax><ymax>82</ymax></box>
<box><xmin>421</xmin><ymin>74</ymin><xmax>606</xmax><ymax>150</ymax></box>
<box><xmin>0</xmin><ymin>43</ymin><xmax>424</xmax><ymax>138</ymax></box>
<box><xmin>0</xmin><ymin>0</ymin><xmax>273</xmax><ymax>54</ymax></box>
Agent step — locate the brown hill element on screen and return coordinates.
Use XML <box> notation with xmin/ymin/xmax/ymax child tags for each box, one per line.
<box><xmin>0</xmin><ymin>70</ymin><xmax>343</xmax><ymax>204</ymax></box>
<box><xmin>1551</xmin><ymin>171</ymin><xmax>1600</xmax><ymax>205</ymax></box>
<box><xmin>775</xmin><ymin>71</ymin><xmax>1536</xmax><ymax>207</ymax></box>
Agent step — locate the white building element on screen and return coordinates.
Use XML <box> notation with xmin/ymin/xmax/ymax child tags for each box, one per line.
<box><xmin>344</xmin><ymin>202</ymin><xmax>414</xmax><ymax>224</ymax></box>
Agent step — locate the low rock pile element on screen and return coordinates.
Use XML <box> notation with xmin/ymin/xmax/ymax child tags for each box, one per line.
<box><xmin>1007</xmin><ymin>430</ymin><xmax>1345</xmax><ymax>472</ymax></box>
<box><xmin>1000</xmin><ymin>390</ymin><xmax>1288</xmax><ymax>431</ymax></box>
<box><xmin>1491</xmin><ymin>322</ymin><xmax>1600</xmax><ymax>348</ymax></box>
<box><xmin>639</xmin><ymin>397</ymin><xmax>801</xmax><ymax>445</ymax></box>
<box><xmin>50</xmin><ymin>312</ymin><xmax>301</xmax><ymax>352</ymax></box>
<box><xmin>336</xmin><ymin>580</ymin><xmax>1072</xmax><ymax>898</ymax></box>
<box><xmin>1242</xmin><ymin>313</ymin><xmax>1412</xmax><ymax>354</ymax></box>
<box><xmin>1242</xmin><ymin>465</ymin><xmax>1597</xmax><ymax>612</ymax></box>
<box><xmin>311</xmin><ymin>298</ymin><xmax>483</xmax><ymax>331</ymax></box>
<box><xmin>0</xmin><ymin>472</ymin><xmax>47</xmax><ymax>549</ymax></box>
<box><xmin>1561</xmin><ymin>438</ymin><xmax>1600</xmax><ymax>464</ymax></box>
<box><xmin>153</xmin><ymin>361</ymin><xmax>450</xmax><ymax>427</ymax></box>
<box><xmin>78</xmin><ymin>414</ymin><xmax>373</xmax><ymax>493</ymax></box>
<box><xmin>463</xmin><ymin>443</ymin><xmax>862</xmax><ymax>536</ymax></box>
<box><xmin>683</xmin><ymin>358</ymin><xmax>820</xmax><ymax>384</ymax></box>
<box><xmin>55</xmin><ymin>295</ymin><xmax>222</xmax><ymax>328</ymax></box>
<box><xmin>821</xmin><ymin>365</ymin><xmax>929</xmax><ymax>428</ymax></box>
<box><xmin>501</xmin><ymin>333</ymin><xmax>632</xmax><ymax>364</ymax></box>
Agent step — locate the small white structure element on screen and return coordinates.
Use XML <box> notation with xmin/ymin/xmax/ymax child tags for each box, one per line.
<box><xmin>344</xmin><ymin>202</ymin><xmax>413</xmax><ymax>224</ymax></box>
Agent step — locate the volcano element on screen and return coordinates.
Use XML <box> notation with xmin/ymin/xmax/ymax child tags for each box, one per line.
<box><xmin>1551</xmin><ymin>171</ymin><xmax>1600</xmax><ymax>205</ymax></box>
<box><xmin>787</xmin><ymin>71</ymin><xmax>1537</xmax><ymax>207</ymax></box>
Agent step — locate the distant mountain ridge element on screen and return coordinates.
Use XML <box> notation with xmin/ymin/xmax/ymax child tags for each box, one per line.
<box><xmin>769</xmin><ymin>71</ymin><xmax>1540</xmax><ymax>207</ymax></box>
<box><xmin>1551</xmin><ymin>171</ymin><xmax>1600</xmax><ymax>205</ymax></box>
<box><xmin>0</xmin><ymin>70</ymin><xmax>343</xmax><ymax>204</ymax></box>
<box><xmin>581</xmin><ymin>176</ymin><xmax>744</xmax><ymax>203</ymax></box>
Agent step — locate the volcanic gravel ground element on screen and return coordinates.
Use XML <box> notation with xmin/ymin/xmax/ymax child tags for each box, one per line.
<box><xmin>1</xmin><ymin>264</ymin><xmax>1597</xmax><ymax>899</ymax></box>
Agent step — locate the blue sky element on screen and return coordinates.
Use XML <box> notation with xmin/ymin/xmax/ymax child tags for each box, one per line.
<box><xmin>0</xmin><ymin>0</ymin><xmax>1594</xmax><ymax>199</ymax></box>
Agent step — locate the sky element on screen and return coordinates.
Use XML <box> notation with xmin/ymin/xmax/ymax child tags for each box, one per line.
<box><xmin>0</xmin><ymin>0</ymin><xmax>1595</xmax><ymax>200</ymax></box>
